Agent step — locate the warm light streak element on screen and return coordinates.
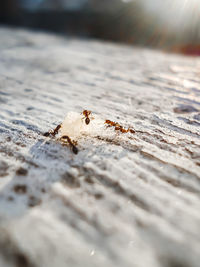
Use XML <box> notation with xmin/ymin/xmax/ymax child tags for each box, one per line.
<box><xmin>141</xmin><ymin>0</ymin><xmax>200</xmax><ymax>33</ymax></box>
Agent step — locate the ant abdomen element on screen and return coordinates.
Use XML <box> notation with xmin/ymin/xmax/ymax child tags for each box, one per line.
<box><xmin>85</xmin><ymin>118</ymin><xmax>90</xmax><ymax>125</ymax></box>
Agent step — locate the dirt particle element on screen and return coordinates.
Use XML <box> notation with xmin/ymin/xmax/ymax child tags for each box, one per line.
<box><xmin>16</xmin><ymin>167</ymin><xmax>28</xmax><ymax>176</ymax></box>
<box><xmin>135</xmin><ymin>218</ymin><xmax>146</xmax><ymax>228</ymax></box>
<box><xmin>165</xmin><ymin>178</ymin><xmax>180</xmax><ymax>187</ymax></box>
<box><xmin>28</xmin><ymin>196</ymin><xmax>41</xmax><ymax>207</ymax></box>
<box><xmin>15</xmin><ymin>142</ymin><xmax>26</xmax><ymax>148</ymax></box>
<box><xmin>6</xmin><ymin>136</ymin><xmax>11</xmax><ymax>142</ymax></box>
<box><xmin>193</xmin><ymin>113</ymin><xmax>200</xmax><ymax>121</ymax></box>
<box><xmin>173</xmin><ymin>105</ymin><xmax>198</xmax><ymax>114</ymax></box>
<box><xmin>26</xmin><ymin>106</ymin><xmax>34</xmax><ymax>111</ymax></box>
<box><xmin>17</xmin><ymin>155</ymin><xmax>25</xmax><ymax>162</ymax></box>
<box><xmin>85</xmin><ymin>177</ymin><xmax>94</xmax><ymax>184</ymax></box>
<box><xmin>41</xmin><ymin>188</ymin><xmax>46</xmax><ymax>193</ymax></box>
<box><xmin>8</xmin><ymin>151</ymin><xmax>13</xmax><ymax>157</ymax></box>
<box><xmin>24</xmin><ymin>88</ymin><xmax>32</xmax><ymax>92</ymax></box>
<box><xmin>0</xmin><ymin>161</ymin><xmax>9</xmax><ymax>177</ymax></box>
<box><xmin>94</xmin><ymin>193</ymin><xmax>103</xmax><ymax>199</ymax></box>
<box><xmin>13</xmin><ymin>184</ymin><xmax>27</xmax><ymax>194</ymax></box>
<box><xmin>62</xmin><ymin>173</ymin><xmax>80</xmax><ymax>188</ymax></box>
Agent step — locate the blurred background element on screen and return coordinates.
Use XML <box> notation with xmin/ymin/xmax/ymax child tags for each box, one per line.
<box><xmin>1</xmin><ymin>0</ymin><xmax>200</xmax><ymax>55</ymax></box>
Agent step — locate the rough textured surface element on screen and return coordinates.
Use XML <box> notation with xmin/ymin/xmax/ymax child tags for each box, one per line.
<box><xmin>0</xmin><ymin>27</ymin><xmax>200</xmax><ymax>267</ymax></box>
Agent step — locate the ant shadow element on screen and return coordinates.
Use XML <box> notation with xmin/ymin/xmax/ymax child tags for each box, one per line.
<box><xmin>0</xmin><ymin>130</ymin><xmax>132</xmax><ymax>219</ymax></box>
<box><xmin>0</xmin><ymin>136</ymin><xmax>81</xmax><ymax>218</ymax></box>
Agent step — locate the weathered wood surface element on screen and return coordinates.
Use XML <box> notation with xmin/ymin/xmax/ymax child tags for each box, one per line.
<box><xmin>0</xmin><ymin>27</ymin><xmax>200</xmax><ymax>267</ymax></box>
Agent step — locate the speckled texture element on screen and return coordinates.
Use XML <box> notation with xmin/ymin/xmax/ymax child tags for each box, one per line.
<box><xmin>0</xmin><ymin>27</ymin><xmax>200</xmax><ymax>267</ymax></box>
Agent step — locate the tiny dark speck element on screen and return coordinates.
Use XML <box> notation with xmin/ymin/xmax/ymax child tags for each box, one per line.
<box><xmin>173</xmin><ymin>105</ymin><xmax>198</xmax><ymax>113</ymax></box>
<box><xmin>62</xmin><ymin>173</ymin><xmax>80</xmax><ymax>188</ymax></box>
<box><xmin>193</xmin><ymin>113</ymin><xmax>200</xmax><ymax>121</ymax></box>
<box><xmin>95</xmin><ymin>193</ymin><xmax>103</xmax><ymax>199</ymax></box>
<box><xmin>13</xmin><ymin>184</ymin><xmax>27</xmax><ymax>194</ymax></box>
<box><xmin>28</xmin><ymin>196</ymin><xmax>41</xmax><ymax>207</ymax></box>
<box><xmin>85</xmin><ymin>177</ymin><xmax>94</xmax><ymax>184</ymax></box>
<box><xmin>16</xmin><ymin>167</ymin><xmax>28</xmax><ymax>176</ymax></box>
<box><xmin>27</xmin><ymin>107</ymin><xmax>34</xmax><ymax>111</ymax></box>
<box><xmin>6</xmin><ymin>136</ymin><xmax>11</xmax><ymax>142</ymax></box>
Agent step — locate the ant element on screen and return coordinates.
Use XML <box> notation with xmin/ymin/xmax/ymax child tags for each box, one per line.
<box><xmin>43</xmin><ymin>124</ymin><xmax>78</xmax><ymax>154</ymax></box>
<box><xmin>43</xmin><ymin>110</ymin><xmax>135</xmax><ymax>155</ymax></box>
<box><xmin>105</xmin><ymin>120</ymin><xmax>135</xmax><ymax>134</ymax></box>
<box><xmin>43</xmin><ymin>124</ymin><xmax>61</xmax><ymax>137</ymax></box>
<box><xmin>82</xmin><ymin>110</ymin><xmax>91</xmax><ymax>125</ymax></box>
<box><xmin>60</xmin><ymin>136</ymin><xmax>78</xmax><ymax>154</ymax></box>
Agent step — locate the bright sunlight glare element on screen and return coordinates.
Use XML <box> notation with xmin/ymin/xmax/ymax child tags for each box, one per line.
<box><xmin>141</xmin><ymin>0</ymin><xmax>200</xmax><ymax>33</ymax></box>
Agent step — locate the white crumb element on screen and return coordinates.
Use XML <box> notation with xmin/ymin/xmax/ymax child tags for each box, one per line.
<box><xmin>59</xmin><ymin>111</ymin><xmax>107</xmax><ymax>140</ymax></box>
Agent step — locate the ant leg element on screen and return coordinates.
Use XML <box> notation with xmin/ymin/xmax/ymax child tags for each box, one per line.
<box><xmin>104</xmin><ymin>121</ymin><xmax>111</xmax><ymax>128</ymax></box>
<box><xmin>72</xmin><ymin>140</ymin><xmax>78</xmax><ymax>146</ymax></box>
<box><xmin>105</xmin><ymin>124</ymin><xmax>111</xmax><ymax>128</ymax></box>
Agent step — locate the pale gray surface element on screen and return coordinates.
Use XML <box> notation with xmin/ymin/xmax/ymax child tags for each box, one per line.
<box><xmin>0</xmin><ymin>27</ymin><xmax>200</xmax><ymax>267</ymax></box>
